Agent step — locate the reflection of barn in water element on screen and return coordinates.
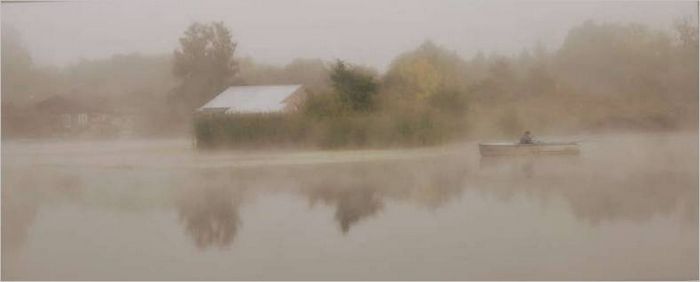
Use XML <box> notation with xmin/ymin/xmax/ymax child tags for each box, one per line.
<box><xmin>4</xmin><ymin>136</ymin><xmax>696</xmax><ymax>255</ymax></box>
<box><xmin>171</xmin><ymin>153</ymin><xmax>471</xmax><ymax>247</ymax></box>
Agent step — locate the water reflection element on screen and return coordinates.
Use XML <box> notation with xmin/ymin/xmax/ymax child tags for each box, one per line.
<box><xmin>2</xmin><ymin>171</ymin><xmax>42</xmax><ymax>255</ymax></box>
<box><xmin>1</xmin><ymin>167</ymin><xmax>84</xmax><ymax>277</ymax></box>
<box><xmin>474</xmin><ymin>143</ymin><xmax>697</xmax><ymax>225</ymax></box>
<box><xmin>479</xmin><ymin>155</ymin><xmax>582</xmax><ymax>179</ymax></box>
<box><xmin>2</xmin><ymin>134</ymin><xmax>697</xmax><ymax>256</ymax></box>
<box><xmin>175</xmin><ymin>171</ymin><xmax>243</xmax><ymax>250</ymax></box>
<box><xmin>307</xmin><ymin>182</ymin><xmax>385</xmax><ymax>234</ymax></box>
<box><xmin>171</xmin><ymin>156</ymin><xmax>470</xmax><ymax>243</ymax></box>
<box><xmin>296</xmin><ymin>157</ymin><xmax>468</xmax><ymax>233</ymax></box>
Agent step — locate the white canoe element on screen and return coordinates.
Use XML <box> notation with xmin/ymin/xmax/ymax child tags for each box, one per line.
<box><xmin>479</xmin><ymin>142</ymin><xmax>579</xmax><ymax>157</ymax></box>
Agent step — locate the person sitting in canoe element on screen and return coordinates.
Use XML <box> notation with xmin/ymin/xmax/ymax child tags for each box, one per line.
<box><xmin>519</xmin><ymin>131</ymin><xmax>534</xmax><ymax>144</ymax></box>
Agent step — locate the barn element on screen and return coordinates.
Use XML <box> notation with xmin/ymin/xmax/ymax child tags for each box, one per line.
<box><xmin>32</xmin><ymin>95</ymin><xmax>116</xmax><ymax>136</ymax></box>
<box><xmin>197</xmin><ymin>84</ymin><xmax>306</xmax><ymax>115</ymax></box>
<box><xmin>193</xmin><ymin>84</ymin><xmax>309</xmax><ymax>148</ymax></box>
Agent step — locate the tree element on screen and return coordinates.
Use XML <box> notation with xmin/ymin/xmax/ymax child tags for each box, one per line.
<box><xmin>236</xmin><ymin>57</ymin><xmax>330</xmax><ymax>91</ymax></box>
<box><xmin>384</xmin><ymin>41</ymin><xmax>467</xmax><ymax>101</ymax></box>
<box><xmin>556</xmin><ymin>21</ymin><xmax>674</xmax><ymax>99</ymax></box>
<box><xmin>669</xmin><ymin>17</ymin><xmax>699</xmax><ymax>126</ymax></box>
<box><xmin>1</xmin><ymin>25</ymin><xmax>34</xmax><ymax>105</ymax></box>
<box><xmin>674</xmin><ymin>17</ymin><xmax>699</xmax><ymax>49</ymax></box>
<box><xmin>171</xmin><ymin>21</ymin><xmax>238</xmax><ymax>113</ymax></box>
<box><xmin>330</xmin><ymin>60</ymin><xmax>378</xmax><ymax>112</ymax></box>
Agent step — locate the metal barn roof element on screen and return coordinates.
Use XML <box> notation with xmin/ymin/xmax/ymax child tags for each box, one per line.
<box><xmin>198</xmin><ymin>85</ymin><xmax>303</xmax><ymax>114</ymax></box>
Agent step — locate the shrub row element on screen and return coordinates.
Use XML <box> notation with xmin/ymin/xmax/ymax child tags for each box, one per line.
<box><xmin>193</xmin><ymin>109</ymin><xmax>467</xmax><ymax>150</ymax></box>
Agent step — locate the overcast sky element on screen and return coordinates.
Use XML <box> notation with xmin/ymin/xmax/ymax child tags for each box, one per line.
<box><xmin>1</xmin><ymin>0</ymin><xmax>697</xmax><ymax>70</ymax></box>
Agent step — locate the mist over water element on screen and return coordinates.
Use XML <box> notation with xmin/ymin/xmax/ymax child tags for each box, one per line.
<box><xmin>1</xmin><ymin>1</ymin><xmax>698</xmax><ymax>279</ymax></box>
<box><xmin>2</xmin><ymin>132</ymin><xmax>697</xmax><ymax>280</ymax></box>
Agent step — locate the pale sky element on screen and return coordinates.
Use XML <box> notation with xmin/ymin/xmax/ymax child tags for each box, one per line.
<box><xmin>1</xmin><ymin>0</ymin><xmax>697</xmax><ymax>70</ymax></box>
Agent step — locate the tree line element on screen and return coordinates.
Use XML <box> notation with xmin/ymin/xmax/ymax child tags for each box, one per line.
<box><xmin>2</xmin><ymin>18</ymin><xmax>697</xmax><ymax>145</ymax></box>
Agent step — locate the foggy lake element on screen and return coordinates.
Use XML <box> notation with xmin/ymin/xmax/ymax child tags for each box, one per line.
<box><xmin>2</xmin><ymin>132</ymin><xmax>697</xmax><ymax>280</ymax></box>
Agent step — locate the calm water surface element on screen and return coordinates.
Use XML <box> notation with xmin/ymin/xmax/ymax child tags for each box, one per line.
<box><xmin>2</xmin><ymin>133</ymin><xmax>698</xmax><ymax>280</ymax></box>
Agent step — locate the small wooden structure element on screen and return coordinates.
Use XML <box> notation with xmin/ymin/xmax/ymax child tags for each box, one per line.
<box><xmin>193</xmin><ymin>85</ymin><xmax>309</xmax><ymax>149</ymax></box>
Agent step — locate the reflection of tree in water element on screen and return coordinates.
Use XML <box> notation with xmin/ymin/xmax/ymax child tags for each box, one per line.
<box><xmin>2</xmin><ymin>168</ymin><xmax>84</xmax><ymax>278</ymax></box>
<box><xmin>306</xmin><ymin>177</ymin><xmax>385</xmax><ymax>234</ymax></box>
<box><xmin>563</xmin><ymin>169</ymin><xmax>698</xmax><ymax>225</ymax></box>
<box><xmin>2</xmin><ymin>184</ymin><xmax>40</xmax><ymax>255</ymax></box>
<box><xmin>474</xmin><ymin>151</ymin><xmax>698</xmax><ymax>225</ymax></box>
<box><xmin>172</xmin><ymin>154</ymin><xmax>466</xmax><ymax>240</ymax></box>
<box><xmin>327</xmin><ymin>186</ymin><xmax>384</xmax><ymax>234</ymax></box>
<box><xmin>335</xmin><ymin>188</ymin><xmax>384</xmax><ymax>233</ymax></box>
<box><xmin>302</xmin><ymin>157</ymin><xmax>468</xmax><ymax>233</ymax></box>
<box><xmin>406</xmin><ymin>159</ymin><xmax>468</xmax><ymax>209</ymax></box>
<box><xmin>176</xmin><ymin>172</ymin><xmax>242</xmax><ymax>250</ymax></box>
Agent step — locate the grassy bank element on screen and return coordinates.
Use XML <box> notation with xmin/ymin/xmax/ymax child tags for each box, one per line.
<box><xmin>193</xmin><ymin>108</ymin><xmax>469</xmax><ymax>150</ymax></box>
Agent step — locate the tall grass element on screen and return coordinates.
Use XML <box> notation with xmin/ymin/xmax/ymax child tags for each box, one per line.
<box><xmin>193</xmin><ymin>108</ymin><xmax>468</xmax><ymax>150</ymax></box>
